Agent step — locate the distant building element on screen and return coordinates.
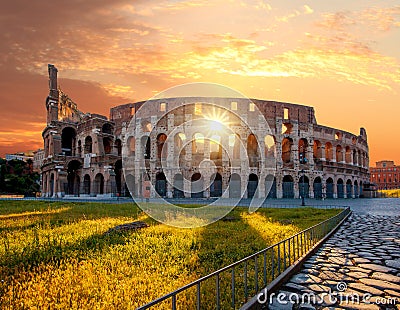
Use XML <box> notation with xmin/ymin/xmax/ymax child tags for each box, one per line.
<box><xmin>370</xmin><ymin>160</ymin><xmax>400</xmax><ymax>190</ymax></box>
<box><xmin>5</xmin><ymin>151</ymin><xmax>34</xmax><ymax>162</ymax></box>
<box><xmin>33</xmin><ymin>149</ymin><xmax>45</xmax><ymax>173</ymax></box>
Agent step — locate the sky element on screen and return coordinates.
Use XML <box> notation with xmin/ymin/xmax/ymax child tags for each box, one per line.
<box><xmin>0</xmin><ymin>0</ymin><xmax>399</xmax><ymax>165</ymax></box>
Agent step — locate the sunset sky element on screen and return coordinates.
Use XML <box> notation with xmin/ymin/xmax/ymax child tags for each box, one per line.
<box><xmin>0</xmin><ymin>0</ymin><xmax>399</xmax><ymax>165</ymax></box>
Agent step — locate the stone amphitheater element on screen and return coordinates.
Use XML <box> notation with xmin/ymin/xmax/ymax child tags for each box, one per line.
<box><xmin>41</xmin><ymin>65</ymin><xmax>369</xmax><ymax>200</ymax></box>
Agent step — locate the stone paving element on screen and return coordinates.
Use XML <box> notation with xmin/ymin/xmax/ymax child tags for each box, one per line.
<box><xmin>267</xmin><ymin>213</ymin><xmax>400</xmax><ymax>310</ymax></box>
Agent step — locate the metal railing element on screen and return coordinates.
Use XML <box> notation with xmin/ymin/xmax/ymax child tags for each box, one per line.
<box><xmin>137</xmin><ymin>207</ymin><xmax>351</xmax><ymax>310</ymax></box>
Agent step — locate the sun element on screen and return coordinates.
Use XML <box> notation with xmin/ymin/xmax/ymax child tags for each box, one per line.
<box><xmin>203</xmin><ymin>106</ymin><xmax>229</xmax><ymax>132</ymax></box>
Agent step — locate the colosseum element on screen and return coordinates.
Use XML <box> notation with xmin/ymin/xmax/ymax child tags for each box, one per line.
<box><xmin>41</xmin><ymin>64</ymin><xmax>370</xmax><ymax>200</ymax></box>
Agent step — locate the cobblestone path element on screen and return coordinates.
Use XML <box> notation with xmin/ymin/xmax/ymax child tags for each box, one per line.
<box><xmin>266</xmin><ymin>213</ymin><xmax>400</xmax><ymax>310</ymax></box>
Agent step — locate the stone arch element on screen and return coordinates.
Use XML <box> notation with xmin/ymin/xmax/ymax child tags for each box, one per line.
<box><xmin>83</xmin><ymin>174</ymin><xmax>91</xmax><ymax>195</ymax></box>
<box><xmin>325</xmin><ymin>142</ymin><xmax>333</xmax><ymax>161</ymax></box>
<box><xmin>142</xmin><ymin>121</ymin><xmax>151</xmax><ymax>132</ymax></box>
<box><xmin>346</xmin><ymin>179</ymin><xmax>352</xmax><ymax>198</ymax></box>
<box><xmin>141</xmin><ymin>135</ymin><xmax>151</xmax><ymax>159</ymax></box>
<box><xmin>298</xmin><ymin>138</ymin><xmax>308</xmax><ymax>163</ymax></box>
<box><xmin>354</xmin><ymin>180</ymin><xmax>359</xmax><ymax>198</ymax></box>
<box><xmin>157</xmin><ymin>133</ymin><xmax>168</xmax><ymax>159</ymax></box>
<box><xmin>61</xmin><ymin>127</ymin><xmax>77</xmax><ymax>156</ymax></box>
<box><xmin>210</xmin><ymin>172</ymin><xmax>222</xmax><ymax>197</ymax></box>
<box><xmin>229</xmin><ymin>173</ymin><xmax>241</xmax><ymax>198</ymax></box>
<box><xmin>67</xmin><ymin>160</ymin><xmax>81</xmax><ymax>195</ymax></box>
<box><xmin>326</xmin><ymin>177</ymin><xmax>334</xmax><ymax>198</ymax></box>
<box><xmin>155</xmin><ymin>172</ymin><xmax>167</xmax><ymax>197</ymax></box>
<box><xmin>247</xmin><ymin>134</ymin><xmax>258</xmax><ymax>167</ymax></box>
<box><xmin>210</xmin><ymin>135</ymin><xmax>222</xmax><ymax>161</ymax></box>
<box><xmin>336</xmin><ymin>145</ymin><xmax>343</xmax><ymax>162</ymax></box>
<box><xmin>103</xmin><ymin>137</ymin><xmax>113</xmax><ymax>154</ymax></box>
<box><xmin>115</xmin><ymin>139</ymin><xmax>122</xmax><ymax>156</ymax></box>
<box><xmin>84</xmin><ymin>136</ymin><xmax>93</xmax><ymax>154</ymax></box>
<box><xmin>230</xmin><ymin>133</ymin><xmax>241</xmax><ymax>160</ymax></box>
<box><xmin>313</xmin><ymin>177</ymin><xmax>322</xmax><ymax>199</ymax></box>
<box><xmin>127</xmin><ymin>137</ymin><xmax>136</xmax><ymax>156</ymax></box>
<box><xmin>282</xmin><ymin>175</ymin><xmax>294</xmax><ymax>198</ymax></box>
<box><xmin>94</xmin><ymin>173</ymin><xmax>105</xmax><ymax>195</ymax></box>
<box><xmin>191</xmin><ymin>173</ymin><xmax>204</xmax><ymax>198</ymax></box>
<box><xmin>345</xmin><ymin>146</ymin><xmax>352</xmax><ymax>164</ymax></box>
<box><xmin>102</xmin><ymin>123</ymin><xmax>113</xmax><ymax>134</ymax></box>
<box><xmin>265</xmin><ymin>174</ymin><xmax>276</xmax><ymax>198</ymax></box>
<box><xmin>282</xmin><ymin>138</ymin><xmax>293</xmax><ymax>163</ymax></box>
<box><xmin>50</xmin><ymin>173</ymin><xmax>55</xmax><ymax>197</ymax></box>
<box><xmin>173</xmin><ymin>173</ymin><xmax>184</xmax><ymax>198</ymax></box>
<box><xmin>337</xmin><ymin>178</ymin><xmax>344</xmax><ymax>198</ymax></box>
<box><xmin>313</xmin><ymin>140</ymin><xmax>322</xmax><ymax>160</ymax></box>
<box><xmin>264</xmin><ymin>135</ymin><xmax>276</xmax><ymax>158</ymax></box>
<box><xmin>114</xmin><ymin>160</ymin><xmax>122</xmax><ymax>196</ymax></box>
<box><xmin>247</xmin><ymin>174</ymin><xmax>258</xmax><ymax>198</ymax></box>
<box><xmin>192</xmin><ymin>133</ymin><xmax>204</xmax><ymax>155</ymax></box>
<box><xmin>174</xmin><ymin>133</ymin><xmax>186</xmax><ymax>157</ymax></box>
<box><xmin>299</xmin><ymin>175</ymin><xmax>310</xmax><ymax>198</ymax></box>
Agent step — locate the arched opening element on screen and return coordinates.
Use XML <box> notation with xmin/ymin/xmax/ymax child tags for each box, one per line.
<box><xmin>67</xmin><ymin>160</ymin><xmax>81</xmax><ymax>195</ymax></box>
<box><xmin>174</xmin><ymin>133</ymin><xmax>186</xmax><ymax>157</ymax></box>
<box><xmin>346</xmin><ymin>179</ymin><xmax>352</xmax><ymax>198</ymax></box>
<box><xmin>173</xmin><ymin>174</ymin><xmax>184</xmax><ymax>198</ymax></box>
<box><xmin>141</xmin><ymin>136</ymin><xmax>151</xmax><ymax>159</ymax></box>
<box><xmin>282</xmin><ymin>138</ymin><xmax>292</xmax><ymax>163</ymax></box>
<box><xmin>336</xmin><ymin>145</ymin><xmax>343</xmax><ymax>162</ymax></box>
<box><xmin>192</xmin><ymin>133</ymin><xmax>204</xmax><ymax>155</ymax></box>
<box><xmin>102</xmin><ymin>123</ymin><xmax>113</xmax><ymax>134</ymax></box>
<box><xmin>210</xmin><ymin>172</ymin><xmax>222</xmax><ymax>197</ymax></box>
<box><xmin>265</xmin><ymin>174</ymin><xmax>276</xmax><ymax>198</ymax></box>
<box><xmin>326</xmin><ymin>178</ymin><xmax>334</xmax><ymax>198</ymax></box>
<box><xmin>299</xmin><ymin>175</ymin><xmax>309</xmax><ymax>198</ymax></box>
<box><xmin>83</xmin><ymin>174</ymin><xmax>91</xmax><ymax>195</ymax></box>
<box><xmin>114</xmin><ymin>160</ymin><xmax>122</xmax><ymax>196</ymax></box>
<box><xmin>325</xmin><ymin>142</ymin><xmax>333</xmax><ymax>161</ymax></box>
<box><xmin>126</xmin><ymin>173</ymin><xmax>136</xmax><ymax>197</ymax></box>
<box><xmin>61</xmin><ymin>127</ymin><xmax>76</xmax><ymax>156</ymax></box>
<box><xmin>127</xmin><ymin>137</ymin><xmax>135</xmax><ymax>156</ymax></box>
<box><xmin>345</xmin><ymin>146</ymin><xmax>352</xmax><ymax>164</ymax></box>
<box><xmin>50</xmin><ymin>173</ymin><xmax>55</xmax><ymax>197</ymax></box>
<box><xmin>264</xmin><ymin>135</ymin><xmax>276</xmax><ymax>158</ymax></box>
<box><xmin>115</xmin><ymin>139</ymin><xmax>122</xmax><ymax>156</ymax></box>
<box><xmin>229</xmin><ymin>134</ymin><xmax>241</xmax><ymax>161</ymax></box>
<box><xmin>298</xmin><ymin>138</ymin><xmax>308</xmax><ymax>163</ymax></box>
<box><xmin>247</xmin><ymin>134</ymin><xmax>258</xmax><ymax>167</ymax></box>
<box><xmin>337</xmin><ymin>178</ymin><xmax>344</xmax><ymax>198</ymax></box>
<box><xmin>282</xmin><ymin>175</ymin><xmax>294</xmax><ymax>198</ymax></box>
<box><xmin>247</xmin><ymin>174</ymin><xmax>258</xmax><ymax>198</ymax></box>
<box><xmin>84</xmin><ymin>136</ymin><xmax>93</xmax><ymax>154</ymax></box>
<box><xmin>313</xmin><ymin>177</ymin><xmax>322</xmax><ymax>199</ymax></box>
<box><xmin>155</xmin><ymin>172</ymin><xmax>167</xmax><ymax>197</ymax></box>
<box><xmin>229</xmin><ymin>173</ymin><xmax>241</xmax><ymax>198</ymax></box>
<box><xmin>354</xmin><ymin>180</ymin><xmax>359</xmax><ymax>198</ymax></box>
<box><xmin>210</xmin><ymin>135</ymin><xmax>222</xmax><ymax>161</ymax></box>
<box><xmin>313</xmin><ymin>140</ymin><xmax>322</xmax><ymax>160</ymax></box>
<box><xmin>191</xmin><ymin>173</ymin><xmax>203</xmax><ymax>198</ymax></box>
<box><xmin>157</xmin><ymin>133</ymin><xmax>168</xmax><ymax>159</ymax></box>
<box><xmin>94</xmin><ymin>173</ymin><xmax>104</xmax><ymax>195</ymax></box>
<box><xmin>103</xmin><ymin>137</ymin><xmax>113</xmax><ymax>154</ymax></box>
<box><xmin>77</xmin><ymin>140</ymin><xmax>82</xmax><ymax>157</ymax></box>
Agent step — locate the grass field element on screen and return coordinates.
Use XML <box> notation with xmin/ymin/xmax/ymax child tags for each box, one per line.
<box><xmin>0</xmin><ymin>200</ymin><xmax>340</xmax><ymax>309</ymax></box>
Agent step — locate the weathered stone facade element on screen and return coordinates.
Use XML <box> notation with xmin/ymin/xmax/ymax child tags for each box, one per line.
<box><xmin>41</xmin><ymin>65</ymin><xmax>369</xmax><ymax>199</ymax></box>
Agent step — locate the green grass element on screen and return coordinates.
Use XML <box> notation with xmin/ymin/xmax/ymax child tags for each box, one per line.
<box><xmin>0</xmin><ymin>200</ymin><xmax>340</xmax><ymax>309</ymax></box>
